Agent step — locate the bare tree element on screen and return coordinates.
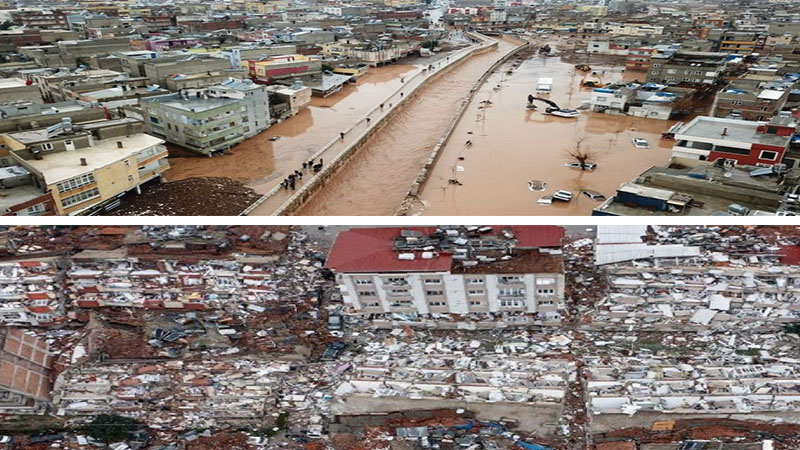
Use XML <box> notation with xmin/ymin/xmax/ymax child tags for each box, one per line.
<box><xmin>566</xmin><ymin>137</ymin><xmax>596</xmax><ymax>171</ymax></box>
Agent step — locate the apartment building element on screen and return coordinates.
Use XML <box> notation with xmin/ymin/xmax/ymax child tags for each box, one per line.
<box><xmin>140</xmin><ymin>79</ymin><xmax>270</xmax><ymax>155</ymax></box>
<box><xmin>11</xmin><ymin>10</ymin><xmax>70</xmax><ymax>30</ymax></box>
<box><xmin>0</xmin><ymin>118</ymin><xmax>169</xmax><ymax>215</ymax></box>
<box><xmin>326</xmin><ymin>226</ymin><xmax>566</xmax><ymax>325</ymax></box>
<box><xmin>241</xmin><ymin>54</ymin><xmax>322</xmax><ymax>84</ymax></box>
<box><xmin>647</xmin><ymin>51</ymin><xmax>728</xmax><ymax>85</ymax></box>
<box><xmin>671</xmin><ymin>114</ymin><xmax>795</xmax><ymax>166</ymax></box>
<box><xmin>714</xmin><ymin>75</ymin><xmax>793</xmax><ymax>121</ymax></box>
<box><xmin>0</xmin><ymin>328</ymin><xmax>52</xmax><ymax>414</ymax></box>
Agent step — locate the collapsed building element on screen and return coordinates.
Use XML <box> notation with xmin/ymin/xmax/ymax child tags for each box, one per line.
<box><xmin>0</xmin><ymin>257</ymin><xmax>64</xmax><ymax>326</ymax></box>
<box><xmin>326</xmin><ymin>226</ymin><xmax>567</xmax><ymax>328</ymax></box>
<box><xmin>0</xmin><ymin>327</ymin><xmax>52</xmax><ymax>414</ymax></box>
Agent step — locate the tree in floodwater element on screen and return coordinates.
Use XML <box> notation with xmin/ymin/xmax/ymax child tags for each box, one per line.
<box><xmin>566</xmin><ymin>137</ymin><xmax>596</xmax><ymax>171</ymax></box>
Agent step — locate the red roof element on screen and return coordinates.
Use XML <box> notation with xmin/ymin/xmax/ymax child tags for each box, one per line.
<box><xmin>27</xmin><ymin>306</ymin><xmax>52</xmax><ymax>313</ymax></box>
<box><xmin>26</xmin><ymin>292</ymin><xmax>51</xmax><ymax>300</ymax></box>
<box><xmin>781</xmin><ymin>245</ymin><xmax>800</xmax><ymax>265</ymax></box>
<box><xmin>511</xmin><ymin>225</ymin><xmax>565</xmax><ymax>248</ymax></box>
<box><xmin>326</xmin><ymin>227</ymin><xmax>451</xmax><ymax>273</ymax></box>
<box><xmin>325</xmin><ymin>226</ymin><xmax>564</xmax><ymax>273</ymax></box>
<box><xmin>19</xmin><ymin>261</ymin><xmax>43</xmax><ymax>268</ymax></box>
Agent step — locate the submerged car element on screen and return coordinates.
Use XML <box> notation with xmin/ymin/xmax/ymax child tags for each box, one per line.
<box><xmin>581</xmin><ymin>190</ymin><xmax>606</xmax><ymax>201</ymax></box>
<box><xmin>564</xmin><ymin>162</ymin><xmax>597</xmax><ymax>170</ymax></box>
<box><xmin>632</xmin><ymin>138</ymin><xmax>650</xmax><ymax>149</ymax></box>
<box><xmin>552</xmin><ymin>190</ymin><xmax>573</xmax><ymax>202</ymax></box>
<box><xmin>537</xmin><ymin>195</ymin><xmax>553</xmax><ymax>205</ymax></box>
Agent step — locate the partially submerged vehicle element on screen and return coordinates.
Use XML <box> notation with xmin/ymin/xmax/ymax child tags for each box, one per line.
<box><xmin>552</xmin><ymin>190</ymin><xmax>573</xmax><ymax>202</ymax></box>
<box><xmin>632</xmin><ymin>138</ymin><xmax>650</xmax><ymax>149</ymax></box>
<box><xmin>565</xmin><ymin>162</ymin><xmax>597</xmax><ymax>170</ymax></box>
<box><xmin>581</xmin><ymin>190</ymin><xmax>606</xmax><ymax>201</ymax></box>
<box><xmin>547</xmin><ymin>107</ymin><xmax>580</xmax><ymax>118</ymax></box>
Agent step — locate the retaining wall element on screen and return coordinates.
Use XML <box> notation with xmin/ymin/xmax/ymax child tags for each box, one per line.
<box><xmin>395</xmin><ymin>37</ymin><xmax>531</xmax><ymax>216</ymax></box>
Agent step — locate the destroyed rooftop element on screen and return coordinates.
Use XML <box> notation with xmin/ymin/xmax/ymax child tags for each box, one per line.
<box><xmin>325</xmin><ymin>226</ymin><xmax>565</xmax><ymax>274</ymax></box>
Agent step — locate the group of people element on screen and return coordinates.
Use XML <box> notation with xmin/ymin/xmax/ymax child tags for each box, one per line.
<box><xmin>280</xmin><ymin>158</ymin><xmax>324</xmax><ymax>191</ymax></box>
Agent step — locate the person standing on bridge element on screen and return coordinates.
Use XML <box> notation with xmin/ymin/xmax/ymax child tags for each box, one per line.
<box><xmin>340</xmin><ymin>132</ymin><xmax>345</xmax><ymax>140</ymax></box>
<box><xmin>366</xmin><ymin>117</ymin><xmax>371</xmax><ymax>124</ymax></box>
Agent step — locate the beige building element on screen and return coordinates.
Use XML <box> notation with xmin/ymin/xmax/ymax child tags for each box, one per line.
<box><xmin>0</xmin><ymin>118</ymin><xmax>168</xmax><ymax>215</ymax></box>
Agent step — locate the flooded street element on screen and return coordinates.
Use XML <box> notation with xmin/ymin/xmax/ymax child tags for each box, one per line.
<box><xmin>412</xmin><ymin>40</ymin><xmax>677</xmax><ymax>216</ymax></box>
<box><xmin>163</xmin><ymin>64</ymin><xmax>418</xmax><ymax>192</ymax></box>
<box><xmin>296</xmin><ymin>37</ymin><xmax>522</xmax><ymax>216</ymax></box>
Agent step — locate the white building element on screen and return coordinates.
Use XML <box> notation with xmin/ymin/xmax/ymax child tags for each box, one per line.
<box><xmin>326</xmin><ymin>226</ymin><xmax>567</xmax><ymax>324</ymax></box>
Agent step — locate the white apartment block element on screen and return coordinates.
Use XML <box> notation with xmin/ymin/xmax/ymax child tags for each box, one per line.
<box><xmin>326</xmin><ymin>226</ymin><xmax>566</xmax><ymax>323</ymax></box>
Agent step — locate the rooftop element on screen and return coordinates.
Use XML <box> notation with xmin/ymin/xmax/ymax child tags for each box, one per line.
<box><xmin>676</xmin><ymin>116</ymin><xmax>792</xmax><ymax>148</ymax></box>
<box><xmin>0</xmin><ymin>78</ymin><xmax>31</xmax><ymax>89</ymax></box>
<box><xmin>326</xmin><ymin>226</ymin><xmax>564</xmax><ymax>273</ymax></box>
<box><xmin>24</xmin><ymin>133</ymin><xmax>164</xmax><ymax>185</ymax></box>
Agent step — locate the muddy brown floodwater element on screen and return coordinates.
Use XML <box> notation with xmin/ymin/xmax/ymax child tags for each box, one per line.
<box><xmin>295</xmin><ymin>37</ymin><xmax>523</xmax><ymax>216</ymax></box>
<box><xmin>162</xmin><ymin>64</ymin><xmax>418</xmax><ymax>192</ymax></box>
<box><xmin>412</xmin><ymin>37</ymin><xmax>679</xmax><ymax>216</ymax></box>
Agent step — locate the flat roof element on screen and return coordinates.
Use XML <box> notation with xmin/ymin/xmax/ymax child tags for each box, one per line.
<box><xmin>676</xmin><ymin>116</ymin><xmax>791</xmax><ymax>148</ymax></box>
<box><xmin>24</xmin><ymin>134</ymin><xmax>164</xmax><ymax>185</ymax></box>
<box><xmin>618</xmin><ymin>183</ymin><xmax>675</xmax><ymax>201</ymax></box>
<box><xmin>159</xmin><ymin>96</ymin><xmax>239</xmax><ymax>113</ymax></box>
<box><xmin>0</xmin><ymin>78</ymin><xmax>30</xmax><ymax>89</ymax></box>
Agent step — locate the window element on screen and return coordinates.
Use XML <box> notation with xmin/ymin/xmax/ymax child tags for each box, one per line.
<box><xmin>539</xmin><ymin>299</ymin><xmax>555</xmax><ymax>306</ymax></box>
<box><xmin>61</xmin><ymin>187</ymin><xmax>100</xmax><ymax>208</ymax></box>
<box><xmin>428</xmin><ymin>300</ymin><xmax>446</xmax><ymax>307</ymax></box>
<box><xmin>500</xmin><ymin>298</ymin><xmax>525</xmax><ymax>308</ymax></box>
<box><xmin>355</xmin><ymin>279</ymin><xmax>372</xmax><ymax>285</ymax></box>
<box><xmin>499</xmin><ymin>288</ymin><xmax>525</xmax><ymax>296</ymax></box>
<box><xmin>467</xmin><ymin>277</ymin><xmax>483</xmax><ymax>284</ymax></box>
<box><xmin>128</xmin><ymin>175</ymin><xmax>134</xmax><ymax>182</ymax></box>
<box><xmin>596</xmin><ymin>96</ymin><xmax>606</xmax><ymax>102</ymax></box>
<box><xmin>500</xmin><ymin>275</ymin><xmax>523</xmax><ymax>283</ymax></box>
<box><xmin>386</xmin><ymin>277</ymin><xmax>406</xmax><ymax>284</ymax></box>
<box><xmin>537</xmin><ymin>288</ymin><xmax>555</xmax><ymax>295</ymax></box>
<box><xmin>760</xmin><ymin>106</ymin><xmax>769</xmax><ymax>111</ymax></box>
<box><xmin>730</xmin><ymin>100</ymin><xmax>743</xmax><ymax>106</ymax></box>
<box><xmin>57</xmin><ymin>173</ymin><xmax>95</xmax><ymax>193</ymax></box>
<box><xmin>424</xmin><ymin>279</ymin><xmax>442</xmax><ymax>285</ymax></box>
<box><xmin>426</xmin><ymin>290</ymin><xmax>444</xmax><ymax>296</ymax></box>
<box><xmin>652</xmin><ymin>63</ymin><xmax>660</xmax><ymax>68</ymax></box>
<box><xmin>469</xmin><ymin>300</ymin><xmax>483</xmax><ymax>306</ymax></box>
<box><xmin>41</xmin><ymin>142</ymin><xmax>54</xmax><ymax>151</ymax></box>
<box><xmin>363</xmin><ymin>302</ymin><xmax>380</xmax><ymax>308</ymax></box>
<box><xmin>124</xmin><ymin>159</ymin><xmax>130</xmax><ymax>167</ymax></box>
<box><xmin>536</xmin><ymin>278</ymin><xmax>555</xmax><ymax>285</ymax></box>
<box><xmin>358</xmin><ymin>291</ymin><xmax>377</xmax><ymax>297</ymax></box>
<box><xmin>25</xmin><ymin>204</ymin><xmax>46</xmax><ymax>215</ymax></box>
<box><xmin>468</xmin><ymin>289</ymin><xmax>485</xmax><ymax>296</ymax></box>
<box><xmin>759</xmin><ymin>150</ymin><xmax>779</xmax><ymax>161</ymax></box>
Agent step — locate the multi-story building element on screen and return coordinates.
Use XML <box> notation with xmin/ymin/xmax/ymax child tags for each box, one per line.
<box><xmin>671</xmin><ymin>114</ymin><xmax>795</xmax><ymax>166</ymax></box>
<box><xmin>713</xmin><ymin>75</ymin><xmax>793</xmax><ymax>121</ymax></box>
<box><xmin>0</xmin><ymin>118</ymin><xmax>169</xmax><ymax>215</ymax></box>
<box><xmin>647</xmin><ymin>50</ymin><xmax>728</xmax><ymax>85</ymax></box>
<box><xmin>140</xmin><ymin>79</ymin><xmax>270</xmax><ymax>155</ymax></box>
<box><xmin>241</xmin><ymin>54</ymin><xmax>322</xmax><ymax>84</ymax></box>
<box><xmin>327</xmin><ymin>226</ymin><xmax>566</xmax><ymax>325</ymax></box>
<box><xmin>11</xmin><ymin>9</ymin><xmax>70</xmax><ymax>30</ymax></box>
<box><xmin>0</xmin><ymin>327</ymin><xmax>52</xmax><ymax>414</ymax></box>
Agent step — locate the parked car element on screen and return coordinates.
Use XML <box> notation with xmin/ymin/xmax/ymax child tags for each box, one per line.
<box><xmin>632</xmin><ymin>138</ymin><xmax>650</xmax><ymax>149</ymax></box>
<box><xmin>0</xmin><ymin>436</ymin><xmax>11</xmax><ymax>443</ymax></box>
<box><xmin>247</xmin><ymin>436</ymin><xmax>268</xmax><ymax>446</ymax></box>
<box><xmin>322</xmin><ymin>341</ymin><xmax>347</xmax><ymax>359</ymax></box>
